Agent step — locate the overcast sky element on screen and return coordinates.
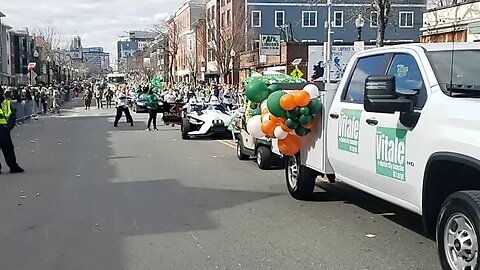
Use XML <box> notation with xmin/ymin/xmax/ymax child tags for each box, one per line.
<box><xmin>1</xmin><ymin>0</ymin><xmax>182</xmax><ymax>63</ymax></box>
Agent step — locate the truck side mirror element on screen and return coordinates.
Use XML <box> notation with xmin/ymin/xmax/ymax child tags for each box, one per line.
<box><xmin>364</xmin><ymin>75</ymin><xmax>413</xmax><ymax>113</ymax></box>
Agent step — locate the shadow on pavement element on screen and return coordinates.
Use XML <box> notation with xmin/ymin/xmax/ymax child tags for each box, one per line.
<box><xmin>310</xmin><ymin>181</ymin><xmax>431</xmax><ymax>240</ymax></box>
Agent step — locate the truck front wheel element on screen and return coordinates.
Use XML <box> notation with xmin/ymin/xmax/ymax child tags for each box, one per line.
<box><xmin>437</xmin><ymin>191</ymin><xmax>480</xmax><ymax>270</ymax></box>
<box><xmin>285</xmin><ymin>154</ymin><xmax>317</xmax><ymax>200</ymax></box>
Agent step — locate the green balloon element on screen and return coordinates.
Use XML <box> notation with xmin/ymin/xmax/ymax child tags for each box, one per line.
<box><xmin>299</xmin><ymin>106</ymin><xmax>310</xmax><ymax>116</ymax></box>
<box><xmin>250</xmin><ymin>102</ymin><xmax>259</xmax><ymax>109</ymax></box>
<box><xmin>267</xmin><ymin>91</ymin><xmax>287</xmax><ymax>118</ymax></box>
<box><xmin>295</xmin><ymin>126</ymin><xmax>310</xmax><ymax>137</ymax></box>
<box><xmin>245</xmin><ymin>79</ymin><xmax>270</xmax><ymax>103</ymax></box>
<box><xmin>287</xmin><ymin>108</ymin><xmax>301</xmax><ymax>120</ymax></box>
<box><xmin>308</xmin><ymin>99</ymin><xmax>322</xmax><ymax>115</ymax></box>
<box><xmin>267</xmin><ymin>84</ymin><xmax>280</xmax><ymax>94</ymax></box>
<box><xmin>299</xmin><ymin>114</ymin><xmax>313</xmax><ymax>126</ymax></box>
<box><xmin>286</xmin><ymin>118</ymin><xmax>299</xmax><ymax>129</ymax></box>
<box><xmin>252</xmin><ymin>108</ymin><xmax>262</xmax><ymax>116</ymax></box>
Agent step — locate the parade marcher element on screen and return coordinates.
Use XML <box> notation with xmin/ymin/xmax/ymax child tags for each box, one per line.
<box><xmin>0</xmin><ymin>90</ymin><xmax>24</xmax><ymax>174</ymax></box>
<box><xmin>105</xmin><ymin>87</ymin><xmax>114</xmax><ymax>108</ymax></box>
<box><xmin>84</xmin><ymin>88</ymin><xmax>93</xmax><ymax>110</ymax></box>
<box><xmin>113</xmin><ymin>88</ymin><xmax>134</xmax><ymax>127</ymax></box>
<box><xmin>95</xmin><ymin>84</ymin><xmax>103</xmax><ymax>109</ymax></box>
<box><xmin>222</xmin><ymin>87</ymin><xmax>234</xmax><ymax>110</ymax></box>
<box><xmin>146</xmin><ymin>89</ymin><xmax>159</xmax><ymax>131</ymax></box>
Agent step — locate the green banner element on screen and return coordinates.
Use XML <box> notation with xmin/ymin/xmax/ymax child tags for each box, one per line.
<box><xmin>375</xmin><ymin>127</ymin><xmax>407</xmax><ymax>181</ymax></box>
<box><xmin>337</xmin><ymin>109</ymin><xmax>362</xmax><ymax>154</ymax></box>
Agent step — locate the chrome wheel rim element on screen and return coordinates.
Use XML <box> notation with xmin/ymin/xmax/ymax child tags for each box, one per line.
<box><xmin>287</xmin><ymin>156</ymin><xmax>298</xmax><ymax>191</ymax></box>
<box><xmin>444</xmin><ymin>212</ymin><xmax>478</xmax><ymax>270</ymax></box>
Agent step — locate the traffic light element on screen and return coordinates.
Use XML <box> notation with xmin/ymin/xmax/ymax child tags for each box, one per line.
<box><xmin>311</xmin><ymin>61</ymin><xmax>325</xmax><ymax>80</ymax></box>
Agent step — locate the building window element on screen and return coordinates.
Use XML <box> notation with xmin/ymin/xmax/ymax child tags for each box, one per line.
<box><xmin>302</xmin><ymin>11</ymin><xmax>317</xmax><ymax>27</ymax></box>
<box><xmin>251</xmin><ymin>40</ymin><xmax>260</xmax><ymax>50</ymax></box>
<box><xmin>227</xmin><ymin>0</ymin><xmax>231</xmax><ymax>3</ymax></box>
<box><xmin>370</xmin><ymin>12</ymin><xmax>378</xmax><ymax>27</ymax></box>
<box><xmin>399</xmin><ymin>11</ymin><xmax>414</xmax><ymax>28</ymax></box>
<box><xmin>222</xmin><ymin>12</ymin><xmax>226</xmax><ymax>27</ymax></box>
<box><xmin>333</xmin><ymin>11</ymin><xmax>343</xmax><ymax>27</ymax></box>
<box><xmin>227</xmin><ymin>9</ymin><xmax>232</xmax><ymax>26</ymax></box>
<box><xmin>252</xmin><ymin>10</ymin><xmax>261</xmax><ymax>27</ymax></box>
<box><xmin>207</xmin><ymin>8</ymin><xmax>210</xmax><ymax>21</ymax></box>
<box><xmin>275</xmin><ymin>11</ymin><xmax>285</xmax><ymax>28</ymax></box>
<box><xmin>211</xmin><ymin>6</ymin><xmax>215</xmax><ymax>19</ymax></box>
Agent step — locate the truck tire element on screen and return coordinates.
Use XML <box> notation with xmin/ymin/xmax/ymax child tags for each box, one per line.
<box><xmin>437</xmin><ymin>191</ymin><xmax>480</xmax><ymax>270</ymax></box>
<box><xmin>285</xmin><ymin>154</ymin><xmax>317</xmax><ymax>200</ymax></box>
<box><xmin>181</xmin><ymin>118</ymin><xmax>190</xmax><ymax>140</ymax></box>
<box><xmin>236</xmin><ymin>140</ymin><xmax>249</xmax><ymax>160</ymax></box>
<box><xmin>256</xmin><ymin>146</ymin><xmax>272</xmax><ymax>170</ymax></box>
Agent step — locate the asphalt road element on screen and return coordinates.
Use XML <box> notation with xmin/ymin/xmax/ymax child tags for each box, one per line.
<box><xmin>0</xmin><ymin>100</ymin><xmax>440</xmax><ymax>270</ymax></box>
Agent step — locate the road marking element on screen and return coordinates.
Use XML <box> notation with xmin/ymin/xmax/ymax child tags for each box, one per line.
<box><xmin>219</xmin><ymin>140</ymin><xmax>236</xmax><ymax>149</ymax></box>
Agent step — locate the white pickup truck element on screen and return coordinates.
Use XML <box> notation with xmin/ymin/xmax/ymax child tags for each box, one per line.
<box><xmin>286</xmin><ymin>43</ymin><xmax>480</xmax><ymax>270</ymax></box>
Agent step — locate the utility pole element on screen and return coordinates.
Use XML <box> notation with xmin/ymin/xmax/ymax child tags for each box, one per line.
<box><xmin>325</xmin><ymin>0</ymin><xmax>332</xmax><ymax>84</ymax></box>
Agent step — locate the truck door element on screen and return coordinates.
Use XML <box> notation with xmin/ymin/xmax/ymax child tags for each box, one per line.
<box><xmin>361</xmin><ymin>52</ymin><xmax>428</xmax><ymax>205</ymax></box>
<box><xmin>327</xmin><ymin>54</ymin><xmax>391</xmax><ymax>183</ymax></box>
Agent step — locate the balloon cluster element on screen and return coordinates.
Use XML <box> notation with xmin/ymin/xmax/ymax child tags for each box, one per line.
<box><xmin>245</xmin><ymin>79</ymin><xmax>322</xmax><ymax>156</ymax></box>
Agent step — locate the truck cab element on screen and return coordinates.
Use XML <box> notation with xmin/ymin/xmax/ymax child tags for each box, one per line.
<box><xmin>285</xmin><ymin>43</ymin><xmax>480</xmax><ymax>270</ymax></box>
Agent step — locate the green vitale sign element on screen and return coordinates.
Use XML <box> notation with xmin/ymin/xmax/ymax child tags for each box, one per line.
<box><xmin>337</xmin><ymin>109</ymin><xmax>362</xmax><ymax>154</ymax></box>
<box><xmin>376</xmin><ymin>127</ymin><xmax>407</xmax><ymax>181</ymax></box>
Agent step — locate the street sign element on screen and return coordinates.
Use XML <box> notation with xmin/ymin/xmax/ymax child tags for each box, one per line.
<box><xmin>28</xmin><ymin>62</ymin><xmax>37</xmax><ymax>68</ymax></box>
<box><xmin>259</xmin><ymin>54</ymin><xmax>267</xmax><ymax>63</ymax></box>
<box><xmin>259</xmin><ymin>34</ymin><xmax>280</xmax><ymax>56</ymax></box>
<box><xmin>291</xmin><ymin>58</ymin><xmax>302</xmax><ymax>66</ymax></box>
<box><xmin>290</xmin><ymin>66</ymin><xmax>304</xmax><ymax>78</ymax></box>
<box><xmin>354</xmin><ymin>41</ymin><xmax>365</xmax><ymax>52</ymax></box>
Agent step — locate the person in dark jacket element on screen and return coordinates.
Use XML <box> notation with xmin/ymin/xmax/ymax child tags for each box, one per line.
<box><xmin>146</xmin><ymin>89</ymin><xmax>159</xmax><ymax>131</ymax></box>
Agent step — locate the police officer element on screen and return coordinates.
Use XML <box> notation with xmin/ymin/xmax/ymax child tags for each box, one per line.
<box><xmin>0</xmin><ymin>90</ymin><xmax>24</xmax><ymax>174</ymax></box>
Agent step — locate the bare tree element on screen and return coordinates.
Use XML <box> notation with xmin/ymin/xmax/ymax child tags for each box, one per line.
<box><xmin>152</xmin><ymin>18</ymin><xmax>180</xmax><ymax>83</ymax></box>
<box><xmin>206</xmin><ymin>14</ymin><xmax>247</xmax><ymax>83</ymax></box>
<box><xmin>429</xmin><ymin>0</ymin><xmax>465</xmax><ymax>8</ymax></box>
<box><xmin>185</xmin><ymin>48</ymin><xmax>199</xmax><ymax>85</ymax></box>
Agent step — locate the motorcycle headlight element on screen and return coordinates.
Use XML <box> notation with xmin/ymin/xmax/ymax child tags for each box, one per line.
<box><xmin>137</xmin><ymin>102</ymin><xmax>145</xmax><ymax>106</ymax></box>
<box><xmin>212</xmin><ymin>119</ymin><xmax>224</xmax><ymax>125</ymax></box>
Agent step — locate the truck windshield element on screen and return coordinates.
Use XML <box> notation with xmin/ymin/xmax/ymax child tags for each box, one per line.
<box><xmin>427</xmin><ymin>50</ymin><xmax>480</xmax><ymax>96</ymax></box>
<box><xmin>108</xmin><ymin>77</ymin><xmax>125</xmax><ymax>84</ymax></box>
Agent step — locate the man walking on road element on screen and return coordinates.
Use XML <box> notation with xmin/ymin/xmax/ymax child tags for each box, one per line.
<box><xmin>0</xmin><ymin>91</ymin><xmax>24</xmax><ymax>174</ymax></box>
<box><xmin>95</xmin><ymin>84</ymin><xmax>103</xmax><ymax>109</ymax></box>
<box><xmin>113</xmin><ymin>88</ymin><xmax>133</xmax><ymax>127</ymax></box>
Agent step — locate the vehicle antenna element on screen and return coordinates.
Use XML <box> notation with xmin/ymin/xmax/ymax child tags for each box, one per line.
<box><xmin>448</xmin><ymin>18</ymin><xmax>459</xmax><ymax>97</ymax></box>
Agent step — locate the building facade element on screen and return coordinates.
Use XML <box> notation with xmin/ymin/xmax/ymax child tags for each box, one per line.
<box><xmin>245</xmin><ymin>0</ymin><xmax>426</xmax><ymax>47</ymax></box>
<box><xmin>421</xmin><ymin>0</ymin><xmax>480</xmax><ymax>42</ymax></box>
<box><xmin>0</xmin><ymin>23</ymin><xmax>12</xmax><ymax>85</ymax></box>
<box><xmin>117</xmin><ymin>31</ymin><xmax>156</xmax><ymax>72</ymax></box>
<box><xmin>83</xmin><ymin>47</ymin><xmax>110</xmax><ymax>74</ymax></box>
<box><xmin>171</xmin><ymin>0</ymin><xmax>208</xmax><ymax>82</ymax></box>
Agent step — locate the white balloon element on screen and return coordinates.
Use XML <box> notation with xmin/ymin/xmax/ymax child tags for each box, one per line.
<box><xmin>303</xmin><ymin>84</ymin><xmax>319</xmax><ymax>99</ymax></box>
<box><xmin>260</xmin><ymin>100</ymin><xmax>268</xmax><ymax>110</ymax></box>
<box><xmin>261</xmin><ymin>113</ymin><xmax>270</xmax><ymax>123</ymax></box>
<box><xmin>274</xmin><ymin>126</ymin><xmax>288</xmax><ymax>139</ymax></box>
<box><xmin>247</xmin><ymin>115</ymin><xmax>265</xmax><ymax>138</ymax></box>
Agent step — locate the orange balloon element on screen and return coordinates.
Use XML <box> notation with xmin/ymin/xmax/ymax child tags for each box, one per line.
<box><xmin>279</xmin><ymin>94</ymin><xmax>296</xmax><ymax>111</ymax></box>
<box><xmin>279</xmin><ymin>120</ymin><xmax>293</xmax><ymax>132</ymax></box>
<box><xmin>278</xmin><ymin>134</ymin><xmax>301</xmax><ymax>156</ymax></box>
<box><xmin>292</xmin><ymin>90</ymin><xmax>311</xmax><ymax>107</ymax></box>
<box><xmin>269</xmin><ymin>114</ymin><xmax>284</xmax><ymax>124</ymax></box>
<box><xmin>261</xmin><ymin>120</ymin><xmax>277</xmax><ymax>138</ymax></box>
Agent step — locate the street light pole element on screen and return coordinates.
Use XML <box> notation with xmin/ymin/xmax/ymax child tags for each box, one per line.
<box><xmin>355</xmin><ymin>14</ymin><xmax>365</xmax><ymax>41</ymax></box>
<box><xmin>0</xmin><ymin>12</ymin><xmax>6</xmax><ymax>88</ymax></box>
<box><xmin>326</xmin><ymin>0</ymin><xmax>332</xmax><ymax>84</ymax></box>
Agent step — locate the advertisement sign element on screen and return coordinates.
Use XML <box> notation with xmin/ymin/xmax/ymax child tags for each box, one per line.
<box><xmin>308</xmin><ymin>45</ymin><xmax>374</xmax><ymax>81</ymax></box>
<box><xmin>259</xmin><ymin>34</ymin><xmax>280</xmax><ymax>56</ymax></box>
<box><xmin>161</xmin><ymin>102</ymin><xmax>185</xmax><ymax>124</ymax></box>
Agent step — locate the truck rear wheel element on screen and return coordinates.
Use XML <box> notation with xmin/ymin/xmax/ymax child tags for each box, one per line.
<box><xmin>256</xmin><ymin>146</ymin><xmax>272</xmax><ymax>170</ymax></box>
<box><xmin>437</xmin><ymin>191</ymin><xmax>480</xmax><ymax>270</ymax></box>
<box><xmin>285</xmin><ymin>154</ymin><xmax>317</xmax><ymax>200</ymax></box>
